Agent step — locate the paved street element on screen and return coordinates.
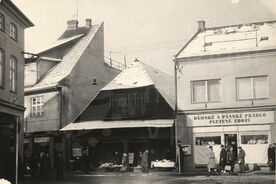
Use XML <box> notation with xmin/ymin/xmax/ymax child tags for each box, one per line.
<box><xmin>22</xmin><ymin>171</ymin><xmax>276</xmax><ymax>184</ymax></box>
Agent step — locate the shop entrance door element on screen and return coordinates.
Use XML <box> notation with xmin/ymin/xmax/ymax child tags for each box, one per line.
<box><xmin>224</xmin><ymin>134</ymin><xmax>237</xmax><ymax>161</ymax></box>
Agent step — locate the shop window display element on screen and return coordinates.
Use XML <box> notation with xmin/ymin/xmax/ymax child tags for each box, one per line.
<box><xmin>195</xmin><ymin>136</ymin><xmax>221</xmax><ymax>146</ymax></box>
<box><xmin>194</xmin><ymin>136</ymin><xmax>221</xmax><ymax>165</ymax></box>
<box><xmin>241</xmin><ymin>134</ymin><xmax>268</xmax><ymax>144</ymax></box>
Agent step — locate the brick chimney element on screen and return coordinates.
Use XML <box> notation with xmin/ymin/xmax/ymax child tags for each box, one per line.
<box><xmin>67</xmin><ymin>20</ymin><xmax>78</xmax><ymax>30</ymax></box>
<box><xmin>85</xmin><ymin>18</ymin><xmax>92</xmax><ymax>27</ymax></box>
<box><xmin>197</xmin><ymin>20</ymin><xmax>206</xmax><ymax>32</ymax></box>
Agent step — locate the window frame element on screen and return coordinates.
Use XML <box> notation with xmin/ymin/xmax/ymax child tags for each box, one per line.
<box><xmin>0</xmin><ymin>49</ymin><xmax>4</xmax><ymax>88</ymax></box>
<box><xmin>236</xmin><ymin>75</ymin><xmax>269</xmax><ymax>101</ymax></box>
<box><xmin>31</xmin><ymin>96</ymin><xmax>44</xmax><ymax>117</ymax></box>
<box><xmin>191</xmin><ymin>79</ymin><xmax>222</xmax><ymax>104</ymax></box>
<box><xmin>0</xmin><ymin>13</ymin><xmax>5</xmax><ymax>32</ymax></box>
<box><xmin>9</xmin><ymin>56</ymin><xmax>17</xmax><ymax>92</ymax></box>
<box><xmin>9</xmin><ymin>23</ymin><xmax>17</xmax><ymax>41</ymax></box>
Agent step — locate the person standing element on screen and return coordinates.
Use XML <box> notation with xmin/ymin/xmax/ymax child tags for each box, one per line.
<box><xmin>40</xmin><ymin>152</ymin><xmax>51</xmax><ymax>179</ymax></box>
<box><xmin>82</xmin><ymin>150</ymin><xmax>90</xmax><ymax>174</ymax></box>
<box><xmin>207</xmin><ymin>146</ymin><xmax>218</xmax><ymax>176</ymax></box>
<box><xmin>219</xmin><ymin>145</ymin><xmax>227</xmax><ymax>173</ymax></box>
<box><xmin>141</xmin><ymin>149</ymin><xmax>149</xmax><ymax>173</ymax></box>
<box><xmin>55</xmin><ymin>152</ymin><xmax>64</xmax><ymax>180</ymax></box>
<box><xmin>227</xmin><ymin>146</ymin><xmax>236</xmax><ymax>174</ymax></box>
<box><xmin>237</xmin><ymin>147</ymin><xmax>246</xmax><ymax>173</ymax></box>
<box><xmin>267</xmin><ymin>144</ymin><xmax>275</xmax><ymax>171</ymax></box>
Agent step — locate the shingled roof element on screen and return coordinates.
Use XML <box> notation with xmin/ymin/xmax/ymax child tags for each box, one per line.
<box><xmin>101</xmin><ymin>60</ymin><xmax>175</xmax><ymax>109</ymax></box>
<box><xmin>25</xmin><ymin>23</ymin><xmax>102</xmax><ymax>92</ymax></box>
<box><xmin>177</xmin><ymin>20</ymin><xmax>276</xmax><ymax>58</ymax></box>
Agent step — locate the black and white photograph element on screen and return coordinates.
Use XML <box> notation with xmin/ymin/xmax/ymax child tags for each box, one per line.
<box><xmin>0</xmin><ymin>0</ymin><xmax>276</xmax><ymax>183</ymax></box>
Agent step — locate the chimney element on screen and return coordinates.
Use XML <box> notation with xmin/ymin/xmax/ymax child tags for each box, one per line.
<box><xmin>197</xmin><ymin>20</ymin><xmax>206</xmax><ymax>32</ymax></box>
<box><xmin>67</xmin><ymin>20</ymin><xmax>78</xmax><ymax>30</ymax></box>
<box><xmin>85</xmin><ymin>18</ymin><xmax>92</xmax><ymax>27</ymax></box>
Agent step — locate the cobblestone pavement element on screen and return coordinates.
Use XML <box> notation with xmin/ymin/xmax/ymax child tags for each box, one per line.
<box><xmin>22</xmin><ymin>171</ymin><xmax>275</xmax><ymax>184</ymax></box>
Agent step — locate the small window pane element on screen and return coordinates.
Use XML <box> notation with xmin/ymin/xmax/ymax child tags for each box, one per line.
<box><xmin>237</xmin><ymin>78</ymin><xmax>252</xmax><ymax>100</ymax></box>
<box><xmin>192</xmin><ymin>81</ymin><xmax>205</xmax><ymax>102</ymax></box>
<box><xmin>208</xmin><ymin>80</ymin><xmax>220</xmax><ymax>101</ymax></box>
<box><xmin>254</xmin><ymin>76</ymin><xmax>268</xmax><ymax>99</ymax></box>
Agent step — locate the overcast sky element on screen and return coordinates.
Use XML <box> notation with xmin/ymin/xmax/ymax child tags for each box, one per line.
<box><xmin>13</xmin><ymin>0</ymin><xmax>276</xmax><ymax>74</ymax></box>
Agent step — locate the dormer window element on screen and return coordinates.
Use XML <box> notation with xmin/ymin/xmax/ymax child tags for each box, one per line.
<box><xmin>9</xmin><ymin>23</ymin><xmax>17</xmax><ymax>41</ymax></box>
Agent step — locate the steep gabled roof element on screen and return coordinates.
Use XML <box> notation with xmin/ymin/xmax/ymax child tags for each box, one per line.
<box><xmin>25</xmin><ymin>24</ymin><xmax>102</xmax><ymax>92</ymax></box>
<box><xmin>101</xmin><ymin>60</ymin><xmax>175</xmax><ymax>109</ymax></box>
<box><xmin>177</xmin><ymin>20</ymin><xmax>276</xmax><ymax>58</ymax></box>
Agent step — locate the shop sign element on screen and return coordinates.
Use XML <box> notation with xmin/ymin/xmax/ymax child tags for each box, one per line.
<box><xmin>72</xmin><ymin>148</ymin><xmax>82</xmax><ymax>157</ymax></box>
<box><xmin>34</xmin><ymin>137</ymin><xmax>50</xmax><ymax>143</ymax></box>
<box><xmin>187</xmin><ymin>111</ymin><xmax>274</xmax><ymax>127</ymax></box>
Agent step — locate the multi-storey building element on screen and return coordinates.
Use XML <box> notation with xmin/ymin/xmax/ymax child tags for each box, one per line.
<box><xmin>24</xmin><ymin>19</ymin><xmax>119</xmax><ymax>166</ymax></box>
<box><xmin>0</xmin><ymin>0</ymin><xmax>33</xmax><ymax>180</ymax></box>
<box><xmin>175</xmin><ymin>20</ymin><xmax>276</xmax><ymax>172</ymax></box>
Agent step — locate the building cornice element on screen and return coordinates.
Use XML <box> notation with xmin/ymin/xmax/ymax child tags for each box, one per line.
<box><xmin>0</xmin><ymin>99</ymin><xmax>25</xmax><ymax>111</ymax></box>
<box><xmin>177</xmin><ymin>105</ymin><xmax>276</xmax><ymax>114</ymax></box>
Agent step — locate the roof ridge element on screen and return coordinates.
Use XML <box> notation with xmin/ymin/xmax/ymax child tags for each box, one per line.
<box><xmin>205</xmin><ymin>19</ymin><xmax>276</xmax><ymax>31</ymax></box>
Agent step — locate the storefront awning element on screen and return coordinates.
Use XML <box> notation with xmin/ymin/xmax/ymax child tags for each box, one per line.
<box><xmin>60</xmin><ymin>119</ymin><xmax>174</xmax><ymax>131</ymax></box>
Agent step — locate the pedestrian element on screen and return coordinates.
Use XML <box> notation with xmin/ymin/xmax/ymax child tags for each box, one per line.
<box><xmin>30</xmin><ymin>153</ymin><xmax>39</xmax><ymax>179</ymax></box>
<box><xmin>137</xmin><ymin>151</ymin><xmax>143</xmax><ymax>166</ymax></box>
<box><xmin>141</xmin><ymin>149</ymin><xmax>149</xmax><ymax>173</ymax></box>
<box><xmin>227</xmin><ymin>146</ymin><xmax>236</xmax><ymax>174</ymax></box>
<box><xmin>82</xmin><ymin>149</ymin><xmax>90</xmax><ymax>174</ymax></box>
<box><xmin>219</xmin><ymin>145</ymin><xmax>227</xmax><ymax>173</ymax></box>
<box><xmin>237</xmin><ymin>147</ymin><xmax>246</xmax><ymax>173</ymax></box>
<box><xmin>207</xmin><ymin>146</ymin><xmax>218</xmax><ymax>176</ymax></box>
<box><xmin>40</xmin><ymin>152</ymin><xmax>51</xmax><ymax>179</ymax></box>
<box><xmin>113</xmin><ymin>151</ymin><xmax>121</xmax><ymax>165</ymax></box>
<box><xmin>267</xmin><ymin>144</ymin><xmax>275</xmax><ymax>171</ymax></box>
<box><xmin>55</xmin><ymin>152</ymin><xmax>64</xmax><ymax>180</ymax></box>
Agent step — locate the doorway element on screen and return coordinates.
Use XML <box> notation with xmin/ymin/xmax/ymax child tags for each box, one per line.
<box><xmin>224</xmin><ymin>134</ymin><xmax>237</xmax><ymax>161</ymax></box>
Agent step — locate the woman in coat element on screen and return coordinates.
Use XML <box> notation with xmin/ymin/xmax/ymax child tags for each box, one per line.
<box><xmin>237</xmin><ymin>147</ymin><xmax>246</xmax><ymax>173</ymax></box>
<box><xmin>207</xmin><ymin>146</ymin><xmax>218</xmax><ymax>176</ymax></box>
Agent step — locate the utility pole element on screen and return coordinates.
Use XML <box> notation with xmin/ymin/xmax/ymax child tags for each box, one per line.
<box><xmin>124</xmin><ymin>55</ymin><xmax>127</xmax><ymax>68</ymax></box>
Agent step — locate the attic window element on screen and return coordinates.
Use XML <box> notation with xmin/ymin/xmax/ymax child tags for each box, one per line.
<box><xmin>204</xmin><ymin>42</ymin><xmax>213</xmax><ymax>47</ymax></box>
<box><xmin>260</xmin><ymin>36</ymin><xmax>269</xmax><ymax>41</ymax></box>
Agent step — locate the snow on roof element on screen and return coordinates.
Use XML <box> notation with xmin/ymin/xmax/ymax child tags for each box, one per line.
<box><xmin>38</xmin><ymin>34</ymin><xmax>84</xmax><ymax>54</ymax></box>
<box><xmin>177</xmin><ymin>21</ymin><xmax>276</xmax><ymax>58</ymax></box>
<box><xmin>25</xmin><ymin>24</ymin><xmax>101</xmax><ymax>92</ymax></box>
<box><xmin>101</xmin><ymin>60</ymin><xmax>175</xmax><ymax>109</ymax></box>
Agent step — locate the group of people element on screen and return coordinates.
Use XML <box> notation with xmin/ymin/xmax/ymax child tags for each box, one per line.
<box><xmin>207</xmin><ymin>143</ymin><xmax>276</xmax><ymax>175</ymax></box>
<box><xmin>207</xmin><ymin>145</ymin><xmax>246</xmax><ymax>176</ymax></box>
<box><xmin>113</xmin><ymin>149</ymin><xmax>150</xmax><ymax>172</ymax></box>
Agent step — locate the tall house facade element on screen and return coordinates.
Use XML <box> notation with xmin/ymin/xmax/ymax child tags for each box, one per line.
<box><xmin>24</xmin><ymin>19</ymin><xmax>120</xmax><ymax>166</ymax></box>
<box><xmin>175</xmin><ymin>20</ymin><xmax>276</xmax><ymax>172</ymax></box>
<box><xmin>0</xmin><ymin>0</ymin><xmax>33</xmax><ymax>180</ymax></box>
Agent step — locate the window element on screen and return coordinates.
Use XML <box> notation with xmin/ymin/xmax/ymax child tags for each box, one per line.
<box><xmin>9</xmin><ymin>56</ymin><xmax>17</xmax><ymax>92</ymax></box>
<box><xmin>195</xmin><ymin>136</ymin><xmax>221</xmax><ymax>146</ymax></box>
<box><xmin>236</xmin><ymin>76</ymin><xmax>268</xmax><ymax>100</ymax></box>
<box><xmin>191</xmin><ymin>79</ymin><xmax>221</xmax><ymax>103</ymax></box>
<box><xmin>9</xmin><ymin>23</ymin><xmax>17</xmax><ymax>40</ymax></box>
<box><xmin>0</xmin><ymin>49</ymin><xmax>4</xmax><ymax>87</ymax></box>
<box><xmin>0</xmin><ymin>13</ymin><xmax>4</xmax><ymax>32</ymax></box>
<box><xmin>31</xmin><ymin>96</ymin><xmax>44</xmax><ymax>117</ymax></box>
<box><xmin>111</xmin><ymin>91</ymin><xmax>147</xmax><ymax>119</ymax></box>
<box><xmin>241</xmin><ymin>134</ymin><xmax>268</xmax><ymax>144</ymax></box>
